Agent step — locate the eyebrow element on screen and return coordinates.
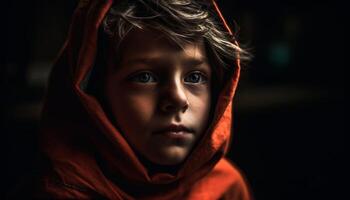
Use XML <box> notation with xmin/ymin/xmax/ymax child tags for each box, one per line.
<box><xmin>123</xmin><ymin>57</ymin><xmax>209</xmax><ymax>67</ymax></box>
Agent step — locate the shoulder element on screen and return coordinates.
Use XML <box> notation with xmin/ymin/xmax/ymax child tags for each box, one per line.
<box><xmin>214</xmin><ymin>158</ymin><xmax>253</xmax><ymax>200</ymax></box>
<box><xmin>215</xmin><ymin>158</ymin><xmax>248</xmax><ymax>184</ymax></box>
<box><xmin>188</xmin><ymin>158</ymin><xmax>252</xmax><ymax>200</ymax></box>
<box><xmin>32</xmin><ymin>175</ymin><xmax>106</xmax><ymax>200</ymax></box>
<box><xmin>9</xmin><ymin>171</ymin><xmax>105</xmax><ymax>200</ymax></box>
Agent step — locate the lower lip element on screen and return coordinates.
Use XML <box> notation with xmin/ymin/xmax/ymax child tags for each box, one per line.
<box><xmin>155</xmin><ymin>131</ymin><xmax>192</xmax><ymax>140</ymax></box>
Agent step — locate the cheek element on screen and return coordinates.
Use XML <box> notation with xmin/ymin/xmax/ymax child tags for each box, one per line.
<box><xmin>191</xmin><ymin>95</ymin><xmax>210</xmax><ymax>112</ymax></box>
<box><xmin>108</xmin><ymin>86</ymin><xmax>157</xmax><ymax>132</ymax></box>
<box><xmin>124</xmin><ymin>95</ymin><xmax>155</xmax><ymax>124</ymax></box>
<box><xmin>188</xmin><ymin>89</ymin><xmax>211</xmax><ymax>129</ymax></box>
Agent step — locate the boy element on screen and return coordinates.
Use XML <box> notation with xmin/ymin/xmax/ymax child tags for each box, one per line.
<box><xmin>34</xmin><ymin>0</ymin><xmax>252</xmax><ymax>199</ymax></box>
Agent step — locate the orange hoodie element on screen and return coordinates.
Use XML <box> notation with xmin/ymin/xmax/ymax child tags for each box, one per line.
<box><xmin>35</xmin><ymin>0</ymin><xmax>252</xmax><ymax>199</ymax></box>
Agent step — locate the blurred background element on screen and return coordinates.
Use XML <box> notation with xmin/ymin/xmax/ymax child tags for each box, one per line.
<box><xmin>1</xmin><ymin>0</ymin><xmax>345</xmax><ymax>199</ymax></box>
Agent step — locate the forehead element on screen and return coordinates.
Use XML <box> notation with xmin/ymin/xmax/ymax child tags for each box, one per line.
<box><xmin>116</xmin><ymin>28</ymin><xmax>208</xmax><ymax>67</ymax></box>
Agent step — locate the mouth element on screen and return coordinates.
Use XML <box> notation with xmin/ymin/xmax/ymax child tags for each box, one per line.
<box><xmin>153</xmin><ymin>124</ymin><xmax>194</xmax><ymax>141</ymax></box>
<box><xmin>153</xmin><ymin>124</ymin><xmax>194</xmax><ymax>135</ymax></box>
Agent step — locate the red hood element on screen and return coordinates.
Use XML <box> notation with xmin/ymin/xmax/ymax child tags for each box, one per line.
<box><xmin>38</xmin><ymin>0</ymin><xmax>251</xmax><ymax>199</ymax></box>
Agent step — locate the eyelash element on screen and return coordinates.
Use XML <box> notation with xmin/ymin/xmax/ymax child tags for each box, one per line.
<box><xmin>184</xmin><ymin>71</ymin><xmax>208</xmax><ymax>84</ymax></box>
<box><xmin>129</xmin><ymin>71</ymin><xmax>208</xmax><ymax>84</ymax></box>
<box><xmin>130</xmin><ymin>71</ymin><xmax>158</xmax><ymax>83</ymax></box>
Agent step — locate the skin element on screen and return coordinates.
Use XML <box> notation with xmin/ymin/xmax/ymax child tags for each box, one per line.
<box><xmin>104</xmin><ymin>28</ymin><xmax>212</xmax><ymax>166</ymax></box>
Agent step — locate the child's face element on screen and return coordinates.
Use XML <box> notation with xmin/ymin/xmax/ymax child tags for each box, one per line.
<box><xmin>104</xmin><ymin>29</ymin><xmax>212</xmax><ymax>166</ymax></box>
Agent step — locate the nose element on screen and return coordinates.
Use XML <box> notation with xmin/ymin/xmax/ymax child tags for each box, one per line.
<box><xmin>160</xmin><ymin>77</ymin><xmax>189</xmax><ymax>113</ymax></box>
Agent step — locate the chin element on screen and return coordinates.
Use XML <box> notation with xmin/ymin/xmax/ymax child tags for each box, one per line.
<box><xmin>151</xmin><ymin>146</ymin><xmax>190</xmax><ymax>166</ymax></box>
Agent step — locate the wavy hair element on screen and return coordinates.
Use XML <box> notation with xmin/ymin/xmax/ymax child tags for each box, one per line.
<box><xmin>86</xmin><ymin>0</ymin><xmax>250</xmax><ymax>120</ymax></box>
<box><xmin>102</xmin><ymin>0</ymin><xmax>250</xmax><ymax>70</ymax></box>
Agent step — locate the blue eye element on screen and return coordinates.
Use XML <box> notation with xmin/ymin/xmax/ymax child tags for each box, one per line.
<box><xmin>131</xmin><ymin>72</ymin><xmax>157</xmax><ymax>83</ymax></box>
<box><xmin>184</xmin><ymin>72</ymin><xmax>207</xmax><ymax>84</ymax></box>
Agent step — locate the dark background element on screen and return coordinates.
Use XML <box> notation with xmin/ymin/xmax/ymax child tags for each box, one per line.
<box><xmin>1</xmin><ymin>0</ymin><xmax>345</xmax><ymax>199</ymax></box>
